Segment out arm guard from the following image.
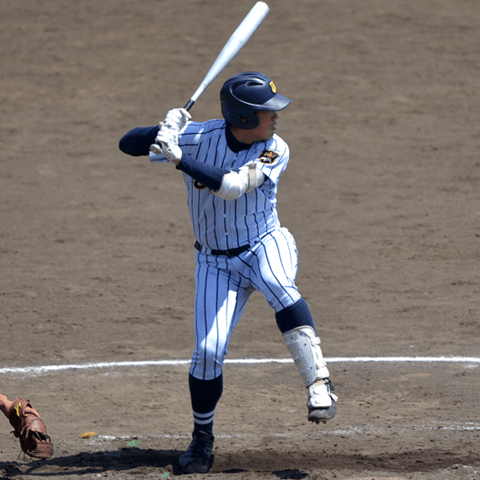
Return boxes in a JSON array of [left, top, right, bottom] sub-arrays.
[[215, 163, 266, 200]]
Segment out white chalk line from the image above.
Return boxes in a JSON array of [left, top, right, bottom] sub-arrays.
[[0, 356, 479, 376], [87, 421, 480, 444]]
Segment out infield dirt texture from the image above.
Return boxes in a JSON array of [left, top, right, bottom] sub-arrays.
[[1, 1, 479, 479]]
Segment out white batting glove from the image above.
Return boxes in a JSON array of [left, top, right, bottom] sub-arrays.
[[155, 127, 183, 163], [163, 108, 191, 131]]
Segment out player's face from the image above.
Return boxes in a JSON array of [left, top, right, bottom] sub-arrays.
[[250, 110, 279, 141], [230, 110, 280, 144]]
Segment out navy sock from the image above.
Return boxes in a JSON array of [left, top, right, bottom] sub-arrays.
[[189, 373, 223, 436], [275, 298, 316, 333]]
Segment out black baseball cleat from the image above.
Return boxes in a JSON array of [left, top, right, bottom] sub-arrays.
[[308, 402, 337, 424], [307, 378, 338, 424], [179, 430, 214, 474]]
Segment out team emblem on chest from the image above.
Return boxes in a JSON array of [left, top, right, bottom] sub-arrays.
[[259, 150, 279, 164]]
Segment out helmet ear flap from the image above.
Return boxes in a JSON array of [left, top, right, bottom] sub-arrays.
[[221, 100, 260, 130]]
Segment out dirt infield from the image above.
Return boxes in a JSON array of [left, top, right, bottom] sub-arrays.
[[1, 0, 479, 478]]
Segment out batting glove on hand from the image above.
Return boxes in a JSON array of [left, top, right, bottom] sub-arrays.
[[163, 108, 191, 131], [155, 126, 183, 163]]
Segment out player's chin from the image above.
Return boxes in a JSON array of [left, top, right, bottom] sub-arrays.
[[256, 129, 275, 142], [264, 130, 275, 140]]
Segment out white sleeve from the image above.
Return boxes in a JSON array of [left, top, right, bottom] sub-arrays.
[[215, 163, 266, 200]]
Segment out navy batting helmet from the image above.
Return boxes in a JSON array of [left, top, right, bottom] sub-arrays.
[[220, 72, 292, 129]]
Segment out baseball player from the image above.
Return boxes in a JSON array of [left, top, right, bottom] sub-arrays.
[[119, 72, 337, 474]]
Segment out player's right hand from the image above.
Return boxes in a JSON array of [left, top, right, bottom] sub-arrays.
[[163, 108, 191, 131]]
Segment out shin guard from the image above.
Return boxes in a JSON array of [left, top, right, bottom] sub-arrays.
[[283, 326, 337, 422], [283, 325, 330, 386]]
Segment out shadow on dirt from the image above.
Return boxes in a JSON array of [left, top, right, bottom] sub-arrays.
[[1, 448, 479, 478], [0, 447, 183, 477], [213, 449, 480, 477]]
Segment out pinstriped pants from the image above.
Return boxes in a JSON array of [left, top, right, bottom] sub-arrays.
[[190, 227, 301, 380]]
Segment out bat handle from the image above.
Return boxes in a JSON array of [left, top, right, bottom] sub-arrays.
[[184, 99, 195, 111], [149, 99, 196, 154]]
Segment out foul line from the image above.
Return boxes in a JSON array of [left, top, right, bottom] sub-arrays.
[[0, 356, 479, 377]]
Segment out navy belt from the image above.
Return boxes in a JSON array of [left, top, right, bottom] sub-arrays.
[[194, 241, 250, 258]]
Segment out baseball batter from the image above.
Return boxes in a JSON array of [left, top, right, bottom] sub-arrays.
[[119, 72, 337, 474]]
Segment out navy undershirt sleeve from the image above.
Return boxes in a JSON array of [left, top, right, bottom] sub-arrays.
[[120, 126, 228, 190], [176, 154, 228, 191], [119, 125, 160, 156]]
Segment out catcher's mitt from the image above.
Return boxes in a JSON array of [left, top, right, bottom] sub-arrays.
[[7, 398, 53, 459]]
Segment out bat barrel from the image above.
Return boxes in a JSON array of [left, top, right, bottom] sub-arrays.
[[189, 1, 269, 104]]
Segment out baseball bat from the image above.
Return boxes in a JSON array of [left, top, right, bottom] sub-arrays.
[[150, 1, 270, 154]]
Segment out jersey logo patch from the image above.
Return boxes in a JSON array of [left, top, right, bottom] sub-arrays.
[[194, 180, 207, 190], [259, 150, 279, 164]]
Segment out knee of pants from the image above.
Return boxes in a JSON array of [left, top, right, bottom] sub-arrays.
[[190, 343, 226, 380], [264, 286, 302, 313]]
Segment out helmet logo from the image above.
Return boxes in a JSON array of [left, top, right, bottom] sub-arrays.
[[269, 80, 277, 93]]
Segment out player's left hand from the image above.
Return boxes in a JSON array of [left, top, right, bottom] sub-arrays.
[[156, 127, 183, 163], [163, 108, 191, 131]]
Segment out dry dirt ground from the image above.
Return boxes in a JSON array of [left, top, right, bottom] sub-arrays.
[[1, 0, 479, 479]]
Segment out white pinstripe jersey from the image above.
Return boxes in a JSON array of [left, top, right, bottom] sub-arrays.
[[150, 119, 290, 251]]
